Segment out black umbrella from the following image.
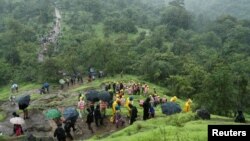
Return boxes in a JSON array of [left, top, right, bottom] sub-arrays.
[[16, 95, 30, 110], [98, 91, 111, 102], [196, 109, 210, 120], [161, 102, 181, 115], [16, 95, 30, 106], [85, 90, 99, 102], [63, 107, 79, 121]]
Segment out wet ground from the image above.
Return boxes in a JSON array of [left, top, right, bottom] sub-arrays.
[[0, 86, 128, 141]]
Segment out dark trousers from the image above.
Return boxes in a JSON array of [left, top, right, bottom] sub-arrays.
[[66, 132, 73, 140], [95, 117, 103, 127]]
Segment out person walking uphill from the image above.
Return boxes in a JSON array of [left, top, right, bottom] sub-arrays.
[[64, 120, 73, 140], [43, 82, 50, 93], [183, 98, 192, 112], [94, 104, 103, 127], [86, 108, 94, 133], [143, 97, 151, 120], [129, 104, 138, 125], [77, 97, 85, 118], [11, 83, 19, 93], [13, 124, 24, 136], [54, 123, 66, 141], [125, 96, 134, 118]]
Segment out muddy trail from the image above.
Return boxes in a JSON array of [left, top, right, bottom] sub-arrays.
[[0, 83, 129, 141], [38, 7, 61, 62]]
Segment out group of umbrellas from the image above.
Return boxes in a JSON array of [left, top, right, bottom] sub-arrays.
[[45, 107, 79, 121], [85, 90, 111, 102], [9, 91, 181, 126]]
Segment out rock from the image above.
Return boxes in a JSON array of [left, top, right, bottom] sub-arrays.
[[57, 94, 65, 99], [35, 124, 52, 132], [34, 136, 54, 141]]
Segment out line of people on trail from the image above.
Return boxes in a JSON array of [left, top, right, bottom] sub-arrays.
[[105, 81, 150, 96], [53, 94, 108, 141], [59, 72, 83, 90]]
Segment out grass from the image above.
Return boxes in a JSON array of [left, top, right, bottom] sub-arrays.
[[1, 75, 249, 141], [0, 111, 7, 122], [0, 135, 27, 141], [71, 75, 186, 116], [0, 83, 40, 101], [88, 112, 249, 141]]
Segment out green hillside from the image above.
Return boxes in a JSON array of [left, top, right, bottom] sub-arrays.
[[0, 0, 250, 140], [88, 113, 248, 141], [0, 75, 249, 141]]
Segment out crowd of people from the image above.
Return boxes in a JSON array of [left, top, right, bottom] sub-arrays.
[[8, 78, 195, 140]]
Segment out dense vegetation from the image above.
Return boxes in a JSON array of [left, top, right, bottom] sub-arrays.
[[0, 0, 249, 117]]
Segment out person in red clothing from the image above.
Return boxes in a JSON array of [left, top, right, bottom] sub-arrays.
[[13, 124, 24, 136]]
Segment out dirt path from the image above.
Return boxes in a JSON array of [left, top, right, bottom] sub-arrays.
[[0, 81, 129, 140], [38, 7, 61, 62]]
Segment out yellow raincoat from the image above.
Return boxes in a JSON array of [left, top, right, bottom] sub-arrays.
[[170, 96, 177, 102], [125, 97, 133, 117], [183, 99, 192, 112]]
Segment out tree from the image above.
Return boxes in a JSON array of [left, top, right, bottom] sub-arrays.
[[0, 59, 12, 85], [161, 2, 192, 32], [197, 64, 235, 116], [169, 0, 184, 8]]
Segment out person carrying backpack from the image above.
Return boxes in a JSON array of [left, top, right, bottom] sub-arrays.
[[54, 123, 66, 141]]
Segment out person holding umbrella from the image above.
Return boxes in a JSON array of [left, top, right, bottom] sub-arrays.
[[17, 95, 30, 119], [64, 120, 73, 140], [45, 108, 62, 125], [54, 123, 66, 141], [86, 108, 94, 133], [63, 107, 78, 137], [10, 117, 25, 136]]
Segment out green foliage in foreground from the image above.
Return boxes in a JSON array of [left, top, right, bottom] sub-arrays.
[[88, 113, 248, 141]]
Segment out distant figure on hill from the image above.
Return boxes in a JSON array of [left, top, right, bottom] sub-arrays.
[[9, 95, 16, 105], [143, 97, 151, 120], [11, 83, 18, 93], [235, 111, 246, 123], [170, 96, 177, 102], [183, 98, 192, 112], [43, 82, 50, 93]]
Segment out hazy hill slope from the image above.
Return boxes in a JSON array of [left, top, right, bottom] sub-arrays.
[[185, 0, 250, 19]]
